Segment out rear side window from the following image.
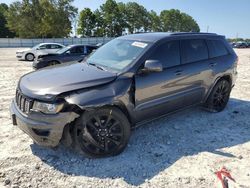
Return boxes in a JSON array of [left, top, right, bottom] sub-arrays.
[[149, 40, 180, 68], [207, 40, 228, 58], [181, 39, 208, 64]]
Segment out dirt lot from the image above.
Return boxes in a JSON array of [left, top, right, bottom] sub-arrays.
[[0, 48, 250, 188]]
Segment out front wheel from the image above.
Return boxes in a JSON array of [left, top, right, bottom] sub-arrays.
[[25, 53, 35, 61], [205, 79, 231, 112], [73, 107, 131, 158], [48, 61, 59, 66]]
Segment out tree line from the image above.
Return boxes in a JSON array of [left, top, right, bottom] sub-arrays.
[[0, 0, 200, 38], [228, 38, 250, 43], [0, 1, 77, 38], [77, 0, 200, 37]]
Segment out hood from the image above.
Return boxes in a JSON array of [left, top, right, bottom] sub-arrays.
[[19, 63, 117, 100], [16, 48, 31, 53], [38, 53, 59, 59]]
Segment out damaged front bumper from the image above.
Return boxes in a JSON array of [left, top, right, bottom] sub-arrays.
[[10, 100, 79, 147]]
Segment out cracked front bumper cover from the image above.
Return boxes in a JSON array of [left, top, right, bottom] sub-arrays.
[[10, 100, 79, 147]]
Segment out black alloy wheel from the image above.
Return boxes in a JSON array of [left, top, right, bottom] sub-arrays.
[[206, 79, 231, 112], [73, 107, 131, 158]]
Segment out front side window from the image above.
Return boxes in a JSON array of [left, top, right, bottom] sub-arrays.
[[148, 40, 180, 68], [45, 44, 51, 49], [207, 40, 228, 58], [70, 46, 84, 54], [87, 39, 149, 71], [181, 39, 208, 64], [38, 45, 47, 50], [57, 46, 71, 54]]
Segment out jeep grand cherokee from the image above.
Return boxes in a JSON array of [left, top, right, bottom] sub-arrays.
[[10, 32, 238, 158]]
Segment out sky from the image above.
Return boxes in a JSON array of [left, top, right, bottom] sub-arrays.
[[3, 0, 250, 38]]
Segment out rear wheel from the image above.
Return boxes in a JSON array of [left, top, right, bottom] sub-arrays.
[[205, 79, 231, 112], [25, 53, 35, 61], [73, 107, 131, 158]]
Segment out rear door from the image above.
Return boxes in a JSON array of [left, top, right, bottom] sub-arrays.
[[180, 39, 213, 103], [206, 39, 233, 91]]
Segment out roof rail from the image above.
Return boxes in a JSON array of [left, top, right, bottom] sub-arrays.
[[170, 32, 217, 36]]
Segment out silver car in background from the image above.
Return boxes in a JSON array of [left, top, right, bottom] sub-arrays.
[[16, 43, 65, 61]]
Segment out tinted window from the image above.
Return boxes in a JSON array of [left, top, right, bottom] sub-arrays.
[[207, 40, 228, 58], [86, 46, 97, 54], [149, 40, 180, 68], [46, 45, 51, 49], [39, 45, 47, 49], [76, 46, 85, 53], [70, 46, 84, 54], [181, 39, 208, 64], [51, 44, 62, 49]]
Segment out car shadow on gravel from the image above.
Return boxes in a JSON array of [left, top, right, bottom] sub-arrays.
[[30, 98, 250, 186]]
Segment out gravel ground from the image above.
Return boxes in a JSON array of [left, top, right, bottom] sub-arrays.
[[0, 48, 250, 188]]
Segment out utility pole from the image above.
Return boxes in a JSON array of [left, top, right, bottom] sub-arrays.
[[206, 25, 209, 33]]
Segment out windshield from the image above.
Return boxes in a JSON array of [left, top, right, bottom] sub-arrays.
[[56, 46, 71, 54], [87, 39, 149, 71], [32, 44, 40, 49]]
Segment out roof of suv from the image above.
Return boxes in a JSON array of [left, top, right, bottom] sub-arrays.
[[66, 44, 98, 48], [120, 32, 224, 43]]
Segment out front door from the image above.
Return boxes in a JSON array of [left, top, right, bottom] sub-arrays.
[[63, 46, 85, 63], [134, 39, 208, 122]]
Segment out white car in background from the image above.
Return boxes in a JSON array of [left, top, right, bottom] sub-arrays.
[[16, 43, 65, 61]]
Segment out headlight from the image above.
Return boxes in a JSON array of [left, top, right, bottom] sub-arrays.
[[32, 101, 64, 114]]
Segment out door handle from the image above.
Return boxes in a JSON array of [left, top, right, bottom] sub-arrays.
[[210, 63, 217, 67], [175, 70, 183, 76]]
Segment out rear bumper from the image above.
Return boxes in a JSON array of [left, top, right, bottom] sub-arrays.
[[10, 100, 79, 147]]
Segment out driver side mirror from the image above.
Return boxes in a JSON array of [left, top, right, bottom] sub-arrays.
[[142, 60, 163, 73], [66, 51, 71, 55]]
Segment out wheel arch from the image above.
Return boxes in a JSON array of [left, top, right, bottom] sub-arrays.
[[49, 59, 61, 64], [204, 74, 233, 103], [71, 102, 133, 125]]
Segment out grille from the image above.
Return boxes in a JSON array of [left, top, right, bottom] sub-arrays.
[[15, 90, 33, 113]]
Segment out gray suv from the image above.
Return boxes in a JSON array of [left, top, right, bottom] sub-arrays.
[[10, 32, 238, 158]]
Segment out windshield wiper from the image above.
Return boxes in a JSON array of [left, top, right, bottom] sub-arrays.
[[88, 62, 107, 71]]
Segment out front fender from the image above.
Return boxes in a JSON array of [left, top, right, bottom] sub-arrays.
[[64, 77, 135, 115]]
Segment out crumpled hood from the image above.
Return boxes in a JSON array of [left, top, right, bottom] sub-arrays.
[[19, 63, 117, 100]]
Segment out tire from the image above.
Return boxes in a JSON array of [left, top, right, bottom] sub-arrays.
[[25, 53, 35, 61], [205, 79, 231, 112], [48, 61, 59, 66], [72, 107, 131, 158]]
